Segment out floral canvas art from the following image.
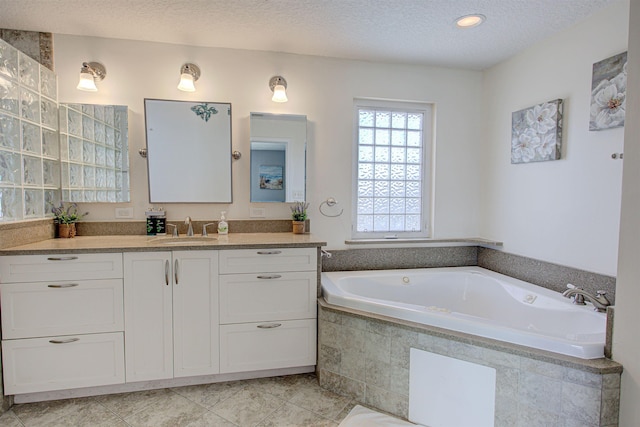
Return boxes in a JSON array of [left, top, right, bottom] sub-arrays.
[[590, 52, 627, 131], [511, 99, 563, 164]]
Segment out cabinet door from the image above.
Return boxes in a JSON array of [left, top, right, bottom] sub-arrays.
[[219, 319, 316, 374], [219, 248, 317, 274], [1, 279, 123, 339], [0, 253, 123, 283], [2, 332, 125, 395], [172, 250, 219, 377], [219, 271, 317, 324], [123, 252, 173, 382]]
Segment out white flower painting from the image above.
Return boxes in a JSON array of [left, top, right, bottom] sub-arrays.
[[590, 51, 627, 131], [511, 99, 563, 164]]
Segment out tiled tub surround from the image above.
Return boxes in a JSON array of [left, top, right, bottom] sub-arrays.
[[318, 302, 622, 427]]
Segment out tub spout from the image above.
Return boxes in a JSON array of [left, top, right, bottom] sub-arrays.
[[563, 285, 610, 312]]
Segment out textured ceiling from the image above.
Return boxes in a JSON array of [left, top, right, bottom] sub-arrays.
[[0, 0, 622, 70]]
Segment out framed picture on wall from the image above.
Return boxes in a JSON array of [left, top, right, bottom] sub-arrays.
[[511, 98, 563, 164], [259, 165, 284, 190], [590, 51, 627, 131]]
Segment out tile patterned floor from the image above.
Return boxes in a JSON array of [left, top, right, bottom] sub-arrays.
[[0, 374, 358, 427]]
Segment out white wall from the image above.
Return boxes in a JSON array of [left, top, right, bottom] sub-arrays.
[[480, 1, 629, 276], [54, 35, 483, 249], [614, 0, 640, 422]]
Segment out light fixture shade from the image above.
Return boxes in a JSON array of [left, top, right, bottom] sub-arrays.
[[269, 76, 288, 102], [177, 73, 196, 92], [177, 63, 201, 92], [272, 84, 288, 102], [455, 14, 486, 28], [77, 71, 98, 92]]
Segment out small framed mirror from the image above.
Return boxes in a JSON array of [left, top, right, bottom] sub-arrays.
[[250, 113, 306, 202], [144, 99, 232, 203]]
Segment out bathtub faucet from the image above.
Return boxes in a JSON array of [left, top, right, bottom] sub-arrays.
[[562, 284, 611, 312]]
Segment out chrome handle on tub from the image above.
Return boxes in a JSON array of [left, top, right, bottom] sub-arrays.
[[174, 259, 179, 285], [165, 260, 169, 286], [257, 323, 282, 329], [49, 338, 80, 344], [257, 274, 282, 280], [256, 250, 282, 255], [47, 283, 79, 288], [47, 256, 78, 261]]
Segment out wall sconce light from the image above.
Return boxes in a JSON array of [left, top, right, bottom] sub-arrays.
[[177, 63, 200, 92], [76, 62, 106, 92], [269, 76, 288, 102]]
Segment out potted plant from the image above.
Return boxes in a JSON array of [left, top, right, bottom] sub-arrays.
[[51, 202, 88, 238], [290, 201, 309, 234]]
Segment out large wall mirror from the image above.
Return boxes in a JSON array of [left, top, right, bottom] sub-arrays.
[[250, 113, 306, 202], [59, 103, 130, 203], [144, 99, 232, 203]]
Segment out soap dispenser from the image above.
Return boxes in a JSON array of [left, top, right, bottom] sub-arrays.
[[218, 211, 228, 235]]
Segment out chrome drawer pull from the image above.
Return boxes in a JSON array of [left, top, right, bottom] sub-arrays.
[[257, 274, 282, 279], [256, 250, 282, 255], [257, 323, 282, 329], [49, 338, 80, 344], [47, 256, 79, 261], [165, 260, 170, 286], [47, 283, 79, 288]]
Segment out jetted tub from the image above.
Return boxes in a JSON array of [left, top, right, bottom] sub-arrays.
[[321, 266, 606, 359]]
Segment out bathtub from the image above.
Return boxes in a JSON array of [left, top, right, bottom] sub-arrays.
[[321, 266, 606, 359]]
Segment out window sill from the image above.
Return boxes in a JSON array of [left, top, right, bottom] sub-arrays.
[[344, 237, 503, 247]]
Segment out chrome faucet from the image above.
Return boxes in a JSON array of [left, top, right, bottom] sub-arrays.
[[202, 223, 216, 236], [562, 284, 611, 312], [166, 223, 178, 237], [184, 216, 194, 236]]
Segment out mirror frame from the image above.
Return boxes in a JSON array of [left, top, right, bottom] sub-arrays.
[[250, 112, 307, 203], [144, 98, 233, 203]]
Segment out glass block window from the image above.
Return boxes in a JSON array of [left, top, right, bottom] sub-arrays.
[[0, 38, 60, 221], [353, 100, 432, 238]]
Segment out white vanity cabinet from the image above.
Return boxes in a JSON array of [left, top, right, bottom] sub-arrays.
[[218, 248, 317, 373], [0, 253, 125, 394], [123, 251, 219, 382], [0, 241, 321, 399]]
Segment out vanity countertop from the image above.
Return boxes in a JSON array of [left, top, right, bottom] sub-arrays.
[[0, 233, 326, 255]]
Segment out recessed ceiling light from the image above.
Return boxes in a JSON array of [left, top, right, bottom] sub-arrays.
[[455, 14, 486, 28]]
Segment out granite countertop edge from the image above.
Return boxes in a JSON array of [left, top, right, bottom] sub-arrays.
[[0, 233, 327, 255]]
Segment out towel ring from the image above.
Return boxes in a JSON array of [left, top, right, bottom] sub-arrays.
[[319, 197, 343, 217]]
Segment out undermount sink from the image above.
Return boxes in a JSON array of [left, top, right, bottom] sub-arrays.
[[150, 236, 217, 245]]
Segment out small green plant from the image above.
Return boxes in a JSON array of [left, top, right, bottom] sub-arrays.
[[290, 201, 309, 221], [51, 202, 88, 224]]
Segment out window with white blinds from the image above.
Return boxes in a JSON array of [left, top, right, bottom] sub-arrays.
[[353, 100, 432, 238]]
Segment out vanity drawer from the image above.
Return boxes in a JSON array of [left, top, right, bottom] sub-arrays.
[[219, 272, 316, 324], [0, 253, 123, 283], [219, 248, 317, 274], [2, 332, 125, 395], [1, 279, 124, 339], [219, 319, 316, 373]]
